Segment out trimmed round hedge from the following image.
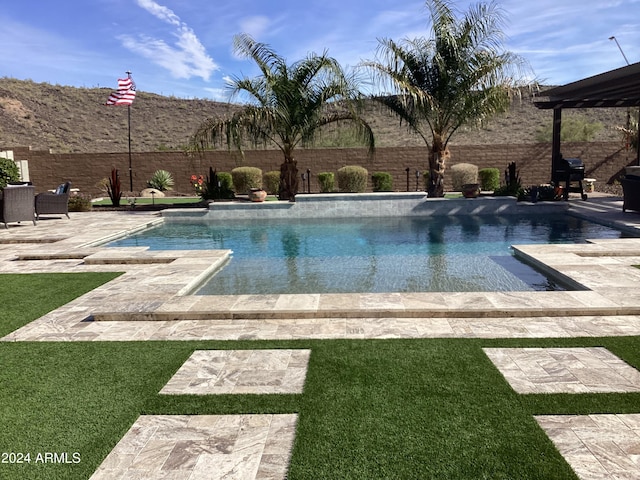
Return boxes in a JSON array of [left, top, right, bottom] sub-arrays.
[[337, 166, 368, 193]]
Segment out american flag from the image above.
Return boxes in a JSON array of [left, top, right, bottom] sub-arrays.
[[106, 75, 136, 106]]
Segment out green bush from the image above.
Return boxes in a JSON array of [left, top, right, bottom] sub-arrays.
[[493, 183, 523, 198], [450, 163, 478, 191], [202, 168, 234, 200], [147, 169, 174, 191], [535, 115, 603, 142], [217, 172, 234, 195], [371, 172, 393, 192], [67, 194, 92, 212], [231, 167, 262, 194], [263, 171, 280, 195], [317, 172, 335, 193], [478, 168, 500, 191], [337, 166, 368, 193], [0, 158, 20, 189]]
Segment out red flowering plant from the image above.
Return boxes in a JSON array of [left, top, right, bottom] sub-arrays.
[[190, 174, 204, 195]]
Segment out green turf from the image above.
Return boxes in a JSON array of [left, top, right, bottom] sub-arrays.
[[2, 274, 640, 479], [0, 272, 121, 337]]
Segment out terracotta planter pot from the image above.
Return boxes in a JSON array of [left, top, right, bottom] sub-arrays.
[[461, 183, 480, 198], [249, 188, 267, 202]]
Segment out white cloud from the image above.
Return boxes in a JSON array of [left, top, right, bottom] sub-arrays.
[[136, 0, 181, 26], [238, 16, 271, 39], [203, 87, 230, 102], [120, 0, 218, 80]]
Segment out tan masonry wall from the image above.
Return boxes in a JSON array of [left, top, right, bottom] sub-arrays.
[[3, 142, 634, 196]]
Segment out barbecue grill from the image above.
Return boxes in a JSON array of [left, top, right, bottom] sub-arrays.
[[553, 156, 587, 200]]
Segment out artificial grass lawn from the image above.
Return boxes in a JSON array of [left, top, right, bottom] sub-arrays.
[[2, 275, 640, 479], [0, 273, 121, 338]]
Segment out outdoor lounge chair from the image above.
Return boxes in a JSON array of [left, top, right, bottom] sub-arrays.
[[621, 175, 640, 213], [0, 184, 36, 228], [35, 182, 71, 220]]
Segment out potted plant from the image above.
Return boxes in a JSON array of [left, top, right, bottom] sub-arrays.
[[461, 183, 480, 198], [249, 188, 267, 202]]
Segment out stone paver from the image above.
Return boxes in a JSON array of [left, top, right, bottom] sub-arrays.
[[89, 414, 298, 480], [483, 347, 640, 394], [160, 349, 311, 395], [536, 414, 640, 480]]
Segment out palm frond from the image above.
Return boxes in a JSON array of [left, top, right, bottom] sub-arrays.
[[190, 33, 375, 199]]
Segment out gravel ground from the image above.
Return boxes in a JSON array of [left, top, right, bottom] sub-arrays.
[[595, 182, 622, 196]]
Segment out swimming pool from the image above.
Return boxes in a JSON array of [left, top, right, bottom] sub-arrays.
[[108, 214, 627, 295]]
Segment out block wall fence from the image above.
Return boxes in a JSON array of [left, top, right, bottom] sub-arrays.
[[2, 142, 634, 197]]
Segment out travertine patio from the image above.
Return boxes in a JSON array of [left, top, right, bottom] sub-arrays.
[[2, 194, 640, 479]]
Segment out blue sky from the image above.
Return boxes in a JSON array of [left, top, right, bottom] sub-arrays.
[[1, 0, 638, 101]]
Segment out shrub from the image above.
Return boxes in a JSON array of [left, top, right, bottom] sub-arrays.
[[107, 168, 122, 207], [371, 172, 393, 192], [147, 169, 174, 191], [95, 177, 110, 195], [231, 167, 262, 194], [190, 174, 205, 195], [0, 158, 20, 189], [478, 168, 500, 191], [537, 184, 559, 201], [450, 163, 478, 191], [67, 193, 92, 212], [263, 171, 280, 195], [337, 166, 368, 193], [494, 163, 522, 198], [317, 172, 335, 193], [535, 115, 603, 142], [202, 167, 234, 200]]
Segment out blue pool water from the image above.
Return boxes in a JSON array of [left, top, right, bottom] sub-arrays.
[[108, 215, 627, 294]]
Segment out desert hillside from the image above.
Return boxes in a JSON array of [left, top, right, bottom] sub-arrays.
[[0, 77, 627, 154]]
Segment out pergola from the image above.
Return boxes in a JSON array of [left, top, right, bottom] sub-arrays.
[[534, 61, 640, 179]]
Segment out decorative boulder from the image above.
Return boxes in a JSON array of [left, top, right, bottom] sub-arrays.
[[140, 188, 165, 198]]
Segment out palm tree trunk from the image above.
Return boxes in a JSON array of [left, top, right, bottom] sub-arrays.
[[428, 141, 449, 198], [279, 157, 299, 201]]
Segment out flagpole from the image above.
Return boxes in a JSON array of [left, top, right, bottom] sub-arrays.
[[126, 71, 133, 192], [105, 72, 136, 191]]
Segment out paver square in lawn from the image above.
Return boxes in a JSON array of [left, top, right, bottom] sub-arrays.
[[536, 414, 640, 480], [90, 414, 298, 480], [160, 349, 311, 395], [483, 347, 640, 394]]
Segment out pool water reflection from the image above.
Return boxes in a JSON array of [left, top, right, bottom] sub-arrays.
[[108, 214, 627, 294]]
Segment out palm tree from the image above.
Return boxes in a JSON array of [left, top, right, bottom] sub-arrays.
[[191, 34, 374, 201], [617, 109, 639, 153], [364, 0, 531, 197]]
